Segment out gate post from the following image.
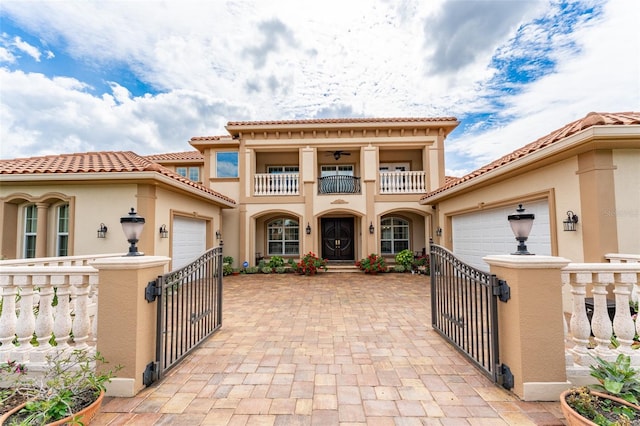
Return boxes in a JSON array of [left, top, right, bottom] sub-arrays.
[[484, 255, 571, 401], [91, 256, 170, 397]]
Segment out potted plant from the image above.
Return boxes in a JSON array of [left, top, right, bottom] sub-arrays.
[[296, 252, 328, 275], [355, 253, 387, 274], [560, 354, 640, 425], [0, 349, 121, 425]]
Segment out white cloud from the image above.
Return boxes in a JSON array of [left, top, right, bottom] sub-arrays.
[[12, 36, 42, 61]]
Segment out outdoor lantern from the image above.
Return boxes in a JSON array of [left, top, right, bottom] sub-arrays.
[[435, 227, 442, 237], [369, 222, 375, 234], [563, 211, 579, 231], [120, 207, 145, 256], [159, 224, 168, 238], [216, 229, 221, 239], [97, 223, 108, 238], [507, 204, 535, 255], [306, 223, 311, 235]]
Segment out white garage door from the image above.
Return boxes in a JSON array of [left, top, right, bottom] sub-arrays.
[[172, 216, 207, 269], [452, 200, 551, 272]]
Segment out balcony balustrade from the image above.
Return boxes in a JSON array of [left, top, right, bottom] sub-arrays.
[[318, 175, 361, 194], [254, 173, 299, 196], [379, 171, 426, 194]]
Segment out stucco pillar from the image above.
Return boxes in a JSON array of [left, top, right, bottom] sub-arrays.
[[35, 202, 48, 258], [92, 256, 170, 397], [483, 255, 571, 401]]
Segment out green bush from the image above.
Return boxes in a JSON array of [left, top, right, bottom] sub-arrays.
[[223, 263, 233, 276], [274, 266, 287, 274], [260, 266, 272, 274], [245, 266, 259, 274], [223, 256, 234, 265], [394, 249, 414, 270], [268, 256, 285, 268], [393, 265, 406, 273]]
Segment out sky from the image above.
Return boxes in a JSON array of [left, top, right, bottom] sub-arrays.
[[0, 0, 638, 177]]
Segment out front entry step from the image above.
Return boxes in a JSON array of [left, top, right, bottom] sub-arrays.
[[326, 264, 360, 273]]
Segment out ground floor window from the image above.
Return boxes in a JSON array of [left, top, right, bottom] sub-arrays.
[[24, 204, 37, 258], [267, 218, 299, 256], [380, 217, 409, 254], [56, 203, 69, 256]]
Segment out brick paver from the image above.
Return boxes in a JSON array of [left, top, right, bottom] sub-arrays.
[[95, 273, 566, 425]]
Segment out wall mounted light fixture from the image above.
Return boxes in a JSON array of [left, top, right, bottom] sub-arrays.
[[97, 223, 108, 238], [159, 224, 168, 238], [216, 230, 221, 240], [435, 227, 442, 237], [306, 223, 312, 235], [507, 204, 535, 255], [369, 222, 375, 234], [563, 211, 579, 232]]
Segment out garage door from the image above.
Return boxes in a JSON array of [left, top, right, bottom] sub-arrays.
[[172, 216, 207, 269], [452, 200, 551, 271]]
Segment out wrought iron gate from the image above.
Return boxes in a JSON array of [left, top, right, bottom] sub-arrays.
[[144, 246, 223, 385], [430, 243, 513, 389]]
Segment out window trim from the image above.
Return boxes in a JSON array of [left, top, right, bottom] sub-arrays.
[[266, 217, 300, 256], [23, 204, 37, 258], [56, 203, 70, 257], [216, 151, 239, 178], [380, 217, 410, 255]]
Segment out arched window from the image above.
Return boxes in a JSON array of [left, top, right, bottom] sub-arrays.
[[267, 218, 299, 256], [380, 217, 409, 254]]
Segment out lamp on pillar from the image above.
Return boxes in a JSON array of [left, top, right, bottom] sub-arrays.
[[435, 227, 442, 237], [306, 223, 312, 235], [120, 208, 145, 256], [369, 222, 375, 234], [507, 204, 535, 255], [97, 223, 108, 238]]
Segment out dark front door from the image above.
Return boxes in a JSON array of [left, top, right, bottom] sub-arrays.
[[321, 217, 354, 261]]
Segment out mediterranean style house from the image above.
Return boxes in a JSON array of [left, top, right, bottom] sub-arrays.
[[1, 112, 638, 270]]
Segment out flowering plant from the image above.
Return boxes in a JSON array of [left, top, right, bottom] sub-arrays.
[[297, 252, 328, 275], [355, 253, 387, 273]]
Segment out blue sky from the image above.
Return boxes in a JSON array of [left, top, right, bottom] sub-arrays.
[[1, 0, 638, 177]]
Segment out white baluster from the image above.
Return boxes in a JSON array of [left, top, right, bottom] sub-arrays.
[[612, 273, 635, 354], [33, 275, 54, 363], [53, 276, 72, 350], [592, 272, 614, 357], [70, 274, 91, 349], [0, 276, 18, 359], [569, 272, 592, 358], [15, 275, 36, 362]]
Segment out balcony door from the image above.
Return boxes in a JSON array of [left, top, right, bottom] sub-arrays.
[[321, 217, 354, 261]]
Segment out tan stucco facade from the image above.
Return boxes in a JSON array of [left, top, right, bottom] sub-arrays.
[[423, 127, 640, 264], [190, 118, 458, 267]]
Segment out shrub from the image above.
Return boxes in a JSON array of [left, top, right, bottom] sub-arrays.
[[222, 263, 233, 276], [268, 256, 285, 269], [392, 265, 406, 273], [223, 256, 234, 265], [297, 252, 328, 275], [245, 266, 260, 274], [394, 249, 414, 270], [275, 266, 287, 274], [261, 266, 272, 274], [355, 254, 386, 273]]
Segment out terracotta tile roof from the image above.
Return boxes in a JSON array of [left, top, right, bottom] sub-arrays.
[[227, 117, 458, 126], [423, 111, 640, 201], [144, 151, 204, 162], [0, 151, 235, 205], [189, 135, 235, 142]]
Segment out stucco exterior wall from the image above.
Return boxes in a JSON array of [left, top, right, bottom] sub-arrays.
[[613, 149, 640, 254], [435, 157, 584, 261]]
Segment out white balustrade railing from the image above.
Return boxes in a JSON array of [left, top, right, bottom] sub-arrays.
[[0, 253, 120, 267], [606, 253, 640, 263], [254, 173, 299, 196], [0, 265, 99, 370], [379, 171, 426, 194], [563, 262, 640, 369]]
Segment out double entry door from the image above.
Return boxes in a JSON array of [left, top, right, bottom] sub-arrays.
[[321, 217, 354, 261]]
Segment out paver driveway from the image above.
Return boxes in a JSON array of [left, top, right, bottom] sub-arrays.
[[95, 272, 565, 425]]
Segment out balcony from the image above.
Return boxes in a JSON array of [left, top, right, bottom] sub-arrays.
[[318, 175, 361, 194], [379, 171, 426, 194], [254, 173, 299, 196]]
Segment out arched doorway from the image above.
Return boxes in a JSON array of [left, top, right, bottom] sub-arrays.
[[321, 216, 354, 261]]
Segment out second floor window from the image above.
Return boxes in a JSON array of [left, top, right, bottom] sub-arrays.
[[176, 166, 200, 182], [267, 218, 299, 256], [57, 204, 69, 257], [267, 166, 299, 174], [380, 217, 409, 254], [24, 204, 37, 258], [217, 152, 238, 178]]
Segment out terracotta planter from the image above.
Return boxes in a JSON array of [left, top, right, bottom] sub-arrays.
[[560, 389, 640, 425], [1, 390, 104, 425]]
